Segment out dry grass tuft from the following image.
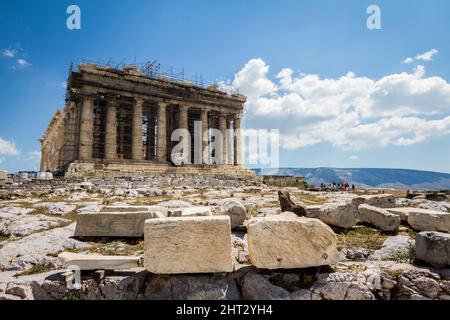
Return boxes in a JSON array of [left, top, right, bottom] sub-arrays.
[[337, 226, 388, 251], [18, 263, 54, 276], [293, 193, 327, 205], [29, 206, 50, 216]]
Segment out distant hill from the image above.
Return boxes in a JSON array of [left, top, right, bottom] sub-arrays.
[[254, 167, 450, 191]]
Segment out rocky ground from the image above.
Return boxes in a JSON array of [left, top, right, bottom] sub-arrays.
[[0, 175, 449, 300]]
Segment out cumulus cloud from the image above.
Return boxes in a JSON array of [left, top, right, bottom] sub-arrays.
[[349, 155, 359, 161], [0, 138, 20, 156], [402, 57, 413, 64], [15, 59, 31, 68], [2, 49, 16, 58], [231, 59, 450, 151], [416, 48, 438, 61], [233, 59, 276, 100]]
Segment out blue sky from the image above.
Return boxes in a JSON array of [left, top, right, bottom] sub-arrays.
[[0, 0, 449, 173]]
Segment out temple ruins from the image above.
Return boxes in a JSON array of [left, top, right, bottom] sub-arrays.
[[40, 62, 255, 178]]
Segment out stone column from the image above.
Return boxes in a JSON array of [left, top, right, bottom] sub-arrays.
[[132, 98, 144, 160], [104, 99, 117, 160], [69, 106, 78, 161], [62, 103, 74, 162], [40, 148, 46, 172], [200, 109, 208, 164], [219, 115, 227, 165], [179, 104, 188, 130], [227, 119, 234, 165], [233, 115, 242, 166], [177, 104, 189, 164], [79, 96, 94, 160], [157, 102, 167, 163]]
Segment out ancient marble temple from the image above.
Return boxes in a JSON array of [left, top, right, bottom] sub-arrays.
[[40, 63, 255, 178]]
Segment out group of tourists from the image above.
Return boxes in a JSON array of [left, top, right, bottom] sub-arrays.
[[319, 181, 355, 191]]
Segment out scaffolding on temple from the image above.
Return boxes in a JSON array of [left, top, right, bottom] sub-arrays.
[[78, 58, 239, 93], [47, 59, 244, 174]]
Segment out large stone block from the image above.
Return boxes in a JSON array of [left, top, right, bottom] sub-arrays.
[[318, 202, 359, 229], [144, 216, 233, 274], [217, 199, 247, 229], [352, 194, 396, 208], [358, 204, 401, 232], [407, 209, 450, 233], [75, 207, 166, 237], [306, 205, 323, 218], [386, 208, 411, 222], [416, 231, 450, 267], [247, 212, 340, 269]]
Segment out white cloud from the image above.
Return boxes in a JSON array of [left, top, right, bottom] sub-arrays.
[[2, 49, 16, 58], [230, 59, 450, 151], [15, 59, 31, 68], [233, 59, 276, 100], [217, 80, 235, 94], [402, 49, 438, 65], [27, 150, 41, 161], [402, 57, 413, 64], [2, 44, 31, 69], [349, 155, 358, 161], [0, 138, 20, 156], [416, 48, 438, 61]]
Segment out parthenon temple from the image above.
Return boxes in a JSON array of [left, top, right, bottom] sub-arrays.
[[40, 63, 255, 178]]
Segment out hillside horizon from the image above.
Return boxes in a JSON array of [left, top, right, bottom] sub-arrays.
[[254, 167, 450, 191]]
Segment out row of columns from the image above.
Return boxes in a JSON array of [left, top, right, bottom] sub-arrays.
[[78, 95, 242, 165]]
